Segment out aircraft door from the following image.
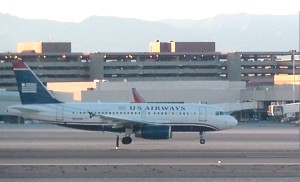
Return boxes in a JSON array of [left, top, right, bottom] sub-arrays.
[[199, 106, 207, 121], [141, 110, 146, 119], [56, 106, 64, 121]]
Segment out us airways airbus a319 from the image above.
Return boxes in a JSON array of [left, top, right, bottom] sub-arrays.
[[7, 60, 237, 145]]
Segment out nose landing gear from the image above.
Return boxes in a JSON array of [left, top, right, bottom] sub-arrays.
[[199, 131, 206, 144]]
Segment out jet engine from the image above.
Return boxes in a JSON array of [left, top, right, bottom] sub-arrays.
[[135, 125, 172, 140]]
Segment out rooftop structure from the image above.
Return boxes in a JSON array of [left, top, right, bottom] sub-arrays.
[[17, 42, 71, 53], [149, 41, 215, 53]]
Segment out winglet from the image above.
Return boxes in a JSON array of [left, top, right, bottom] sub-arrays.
[[132, 87, 145, 103], [12, 60, 62, 104]]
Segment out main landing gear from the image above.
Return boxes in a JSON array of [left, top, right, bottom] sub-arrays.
[[199, 131, 206, 144], [115, 135, 132, 149], [115, 128, 133, 149], [121, 136, 132, 144], [116, 128, 133, 149]]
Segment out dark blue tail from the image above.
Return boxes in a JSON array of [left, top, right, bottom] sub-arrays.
[[12, 60, 62, 104]]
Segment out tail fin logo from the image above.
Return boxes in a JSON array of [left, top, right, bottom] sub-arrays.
[[21, 83, 37, 93]]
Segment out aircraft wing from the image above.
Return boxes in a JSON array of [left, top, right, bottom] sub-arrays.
[[90, 113, 158, 127]]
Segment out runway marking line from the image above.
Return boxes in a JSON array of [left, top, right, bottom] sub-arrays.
[[0, 163, 298, 166]]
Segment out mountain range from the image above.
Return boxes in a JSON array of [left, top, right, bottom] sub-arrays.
[[0, 13, 299, 52]]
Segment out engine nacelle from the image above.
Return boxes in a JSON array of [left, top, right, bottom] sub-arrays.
[[135, 125, 172, 140]]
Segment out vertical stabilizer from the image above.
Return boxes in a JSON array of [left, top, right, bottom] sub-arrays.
[[12, 60, 62, 104], [132, 87, 145, 103]]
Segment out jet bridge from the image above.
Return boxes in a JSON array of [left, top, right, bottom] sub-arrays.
[[214, 101, 259, 122], [214, 101, 257, 113]]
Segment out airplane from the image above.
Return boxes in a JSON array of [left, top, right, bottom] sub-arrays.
[[7, 60, 238, 145]]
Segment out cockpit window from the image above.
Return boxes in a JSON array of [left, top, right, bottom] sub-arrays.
[[215, 111, 226, 115]]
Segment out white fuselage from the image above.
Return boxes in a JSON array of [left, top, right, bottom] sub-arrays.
[[8, 102, 237, 132]]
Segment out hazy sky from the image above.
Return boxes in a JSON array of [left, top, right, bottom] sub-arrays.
[[0, 0, 299, 22]]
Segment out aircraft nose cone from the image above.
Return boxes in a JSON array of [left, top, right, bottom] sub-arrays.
[[230, 116, 238, 127], [223, 116, 238, 129]]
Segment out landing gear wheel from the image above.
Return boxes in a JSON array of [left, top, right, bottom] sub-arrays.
[[199, 131, 206, 144], [121, 136, 132, 145], [200, 139, 206, 144]]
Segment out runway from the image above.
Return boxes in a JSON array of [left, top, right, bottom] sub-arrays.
[[0, 122, 299, 180]]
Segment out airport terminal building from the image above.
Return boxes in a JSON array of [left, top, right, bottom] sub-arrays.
[[0, 41, 299, 122]]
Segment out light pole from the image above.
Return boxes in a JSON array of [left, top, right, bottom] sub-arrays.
[[293, 51, 295, 103], [290, 50, 296, 103]]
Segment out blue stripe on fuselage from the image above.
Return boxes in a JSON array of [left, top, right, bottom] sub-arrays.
[[56, 123, 218, 132]]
